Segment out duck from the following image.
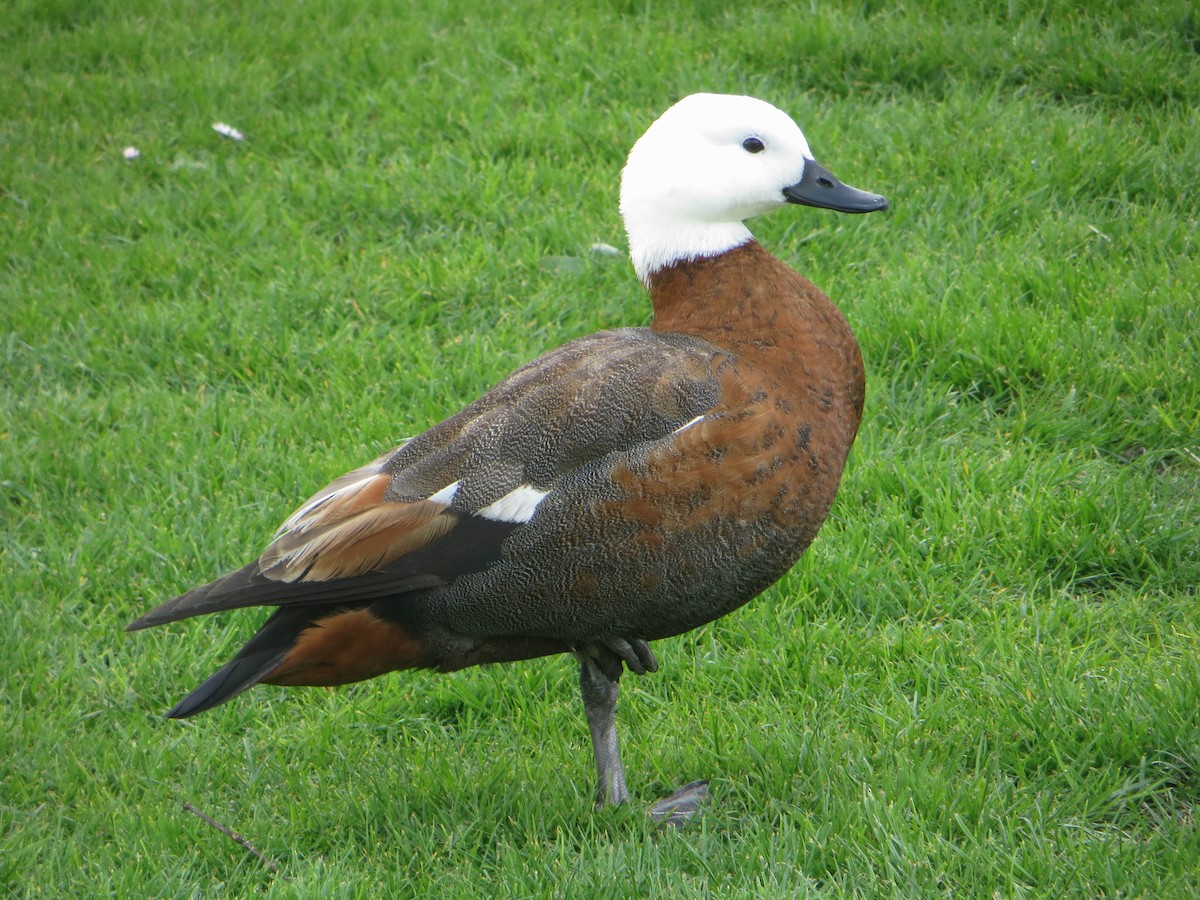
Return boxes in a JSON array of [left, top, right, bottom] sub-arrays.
[[128, 92, 887, 823]]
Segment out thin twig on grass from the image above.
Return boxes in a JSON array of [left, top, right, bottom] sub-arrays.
[[183, 802, 281, 875]]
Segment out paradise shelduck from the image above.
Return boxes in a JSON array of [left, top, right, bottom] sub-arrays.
[[129, 93, 887, 822]]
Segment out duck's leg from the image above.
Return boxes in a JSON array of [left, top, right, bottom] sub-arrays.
[[577, 652, 631, 807], [575, 640, 710, 825]]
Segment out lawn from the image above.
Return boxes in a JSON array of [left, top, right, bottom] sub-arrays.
[[3, 0, 1199, 895]]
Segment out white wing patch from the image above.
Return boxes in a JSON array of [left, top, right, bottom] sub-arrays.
[[426, 481, 460, 505], [672, 414, 707, 436], [475, 484, 550, 523]]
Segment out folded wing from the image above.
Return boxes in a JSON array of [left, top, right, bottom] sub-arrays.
[[127, 328, 723, 633]]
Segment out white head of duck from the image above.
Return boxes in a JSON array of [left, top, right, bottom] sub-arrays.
[[619, 93, 888, 284]]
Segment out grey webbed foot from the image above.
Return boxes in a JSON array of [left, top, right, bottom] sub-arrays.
[[649, 779, 710, 828], [599, 637, 658, 676]]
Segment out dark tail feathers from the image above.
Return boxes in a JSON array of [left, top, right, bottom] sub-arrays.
[[166, 648, 288, 718], [164, 607, 318, 717]]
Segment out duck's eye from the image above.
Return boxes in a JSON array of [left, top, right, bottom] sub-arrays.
[[742, 137, 765, 154]]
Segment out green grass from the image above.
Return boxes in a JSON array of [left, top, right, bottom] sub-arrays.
[[3, 0, 1199, 895]]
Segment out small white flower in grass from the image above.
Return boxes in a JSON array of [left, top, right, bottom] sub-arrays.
[[589, 242, 622, 258], [122, 146, 141, 160], [212, 122, 245, 141]]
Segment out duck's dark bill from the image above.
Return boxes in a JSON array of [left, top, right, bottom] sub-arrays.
[[782, 159, 888, 214]]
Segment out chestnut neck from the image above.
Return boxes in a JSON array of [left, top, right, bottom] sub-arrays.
[[646, 241, 825, 349]]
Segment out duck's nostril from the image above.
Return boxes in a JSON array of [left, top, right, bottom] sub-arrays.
[[817, 177, 835, 189]]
